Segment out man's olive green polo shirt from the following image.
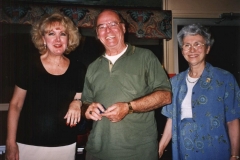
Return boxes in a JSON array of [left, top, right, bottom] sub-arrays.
[[82, 44, 171, 160]]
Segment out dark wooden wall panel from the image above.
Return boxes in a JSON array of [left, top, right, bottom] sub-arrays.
[[0, 111, 7, 145]]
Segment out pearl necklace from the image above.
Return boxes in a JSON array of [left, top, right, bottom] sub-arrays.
[[186, 75, 199, 83]]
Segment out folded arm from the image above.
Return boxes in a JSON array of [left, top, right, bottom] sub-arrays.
[[101, 90, 172, 122], [130, 90, 172, 112]]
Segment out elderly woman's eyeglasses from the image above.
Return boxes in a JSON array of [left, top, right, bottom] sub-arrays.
[[97, 22, 122, 30], [182, 42, 205, 51]]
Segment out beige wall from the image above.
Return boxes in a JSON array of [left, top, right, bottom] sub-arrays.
[[162, 0, 240, 74]]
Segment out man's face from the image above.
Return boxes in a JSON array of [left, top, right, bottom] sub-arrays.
[[96, 10, 126, 50]]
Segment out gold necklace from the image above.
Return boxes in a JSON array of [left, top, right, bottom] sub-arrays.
[[55, 56, 62, 67]]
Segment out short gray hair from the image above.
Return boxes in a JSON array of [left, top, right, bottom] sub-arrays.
[[177, 23, 214, 48]]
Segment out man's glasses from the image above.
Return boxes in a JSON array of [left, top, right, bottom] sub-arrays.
[[182, 42, 205, 51], [97, 22, 122, 31]]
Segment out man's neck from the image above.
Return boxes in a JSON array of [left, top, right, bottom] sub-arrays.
[[105, 44, 127, 56]]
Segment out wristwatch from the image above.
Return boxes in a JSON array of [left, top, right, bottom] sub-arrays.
[[127, 102, 134, 114]]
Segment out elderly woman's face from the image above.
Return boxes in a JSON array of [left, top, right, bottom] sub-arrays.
[[42, 22, 68, 56], [182, 34, 210, 66]]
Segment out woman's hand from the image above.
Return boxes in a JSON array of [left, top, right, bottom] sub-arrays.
[[5, 141, 19, 160], [64, 100, 81, 127], [158, 146, 164, 159], [230, 156, 240, 160], [158, 118, 172, 159]]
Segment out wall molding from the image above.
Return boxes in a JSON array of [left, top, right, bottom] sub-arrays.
[[0, 104, 8, 111], [0, 3, 172, 39]]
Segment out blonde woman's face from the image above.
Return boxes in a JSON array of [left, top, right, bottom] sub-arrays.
[[42, 23, 68, 56]]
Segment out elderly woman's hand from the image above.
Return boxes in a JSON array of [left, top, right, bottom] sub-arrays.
[[158, 147, 164, 159], [64, 100, 81, 127]]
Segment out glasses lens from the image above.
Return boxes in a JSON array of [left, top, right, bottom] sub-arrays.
[[97, 22, 121, 31], [193, 42, 204, 50], [182, 44, 190, 51], [110, 22, 118, 27], [182, 42, 204, 51], [97, 24, 106, 30]]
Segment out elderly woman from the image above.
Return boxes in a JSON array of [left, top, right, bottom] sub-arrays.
[[159, 24, 240, 160], [6, 13, 85, 160]]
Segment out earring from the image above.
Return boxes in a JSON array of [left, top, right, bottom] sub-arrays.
[[44, 43, 46, 49]]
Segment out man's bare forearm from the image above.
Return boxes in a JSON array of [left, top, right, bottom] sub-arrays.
[[130, 90, 172, 113]]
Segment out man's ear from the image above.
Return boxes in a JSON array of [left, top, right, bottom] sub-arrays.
[[122, 24, 126, 34], [95, 29, 99, 39]]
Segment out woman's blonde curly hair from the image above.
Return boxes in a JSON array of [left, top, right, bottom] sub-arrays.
[[31, 12, 80, 55]]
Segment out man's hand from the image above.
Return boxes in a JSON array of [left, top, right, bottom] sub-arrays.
[[85, 102, 105, 121], [101, 102, 129, 122]]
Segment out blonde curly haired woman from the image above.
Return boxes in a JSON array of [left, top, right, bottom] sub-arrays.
[[6, 12, 85, 160]]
